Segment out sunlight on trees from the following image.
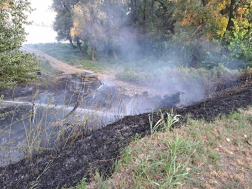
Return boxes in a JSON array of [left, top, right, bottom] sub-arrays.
[[51, 0, 252, 68], [71, 0, 107, 60]]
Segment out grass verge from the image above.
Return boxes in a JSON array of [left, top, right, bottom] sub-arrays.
[[74, 107, 252, 189], [24, 43, 115, 73]]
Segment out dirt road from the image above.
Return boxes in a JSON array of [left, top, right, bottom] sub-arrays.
[[21, 46, 83, 74], [21, 46, 159, 96]]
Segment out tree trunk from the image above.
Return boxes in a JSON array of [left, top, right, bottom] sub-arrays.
[[90, 14, 96, 60], [92, 46, 95, 61], [131, 0, 137, 26], [104, 43, 109, 57], [77, 37, 84, 55], [143, 0, 146, 57], [224, 0, 237, 35], [112, 49, 118, 60], [134, 0, 137, 25], [201, 0, 209, 24], [105, 48, 108, 57], [151, 0, 154, 15], [201, 0, 208, 7], [69, 37, 76, 49]]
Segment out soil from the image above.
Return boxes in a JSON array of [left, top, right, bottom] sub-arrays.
[[0, 86, 251, 188], [21, 46, 84, 75]]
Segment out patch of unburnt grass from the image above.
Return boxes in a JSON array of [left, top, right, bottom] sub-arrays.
[[77, 107, 252, 189]]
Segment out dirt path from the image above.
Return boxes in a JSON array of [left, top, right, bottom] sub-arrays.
[[22, 46, 83, 74], [22, 46, 160, 96]]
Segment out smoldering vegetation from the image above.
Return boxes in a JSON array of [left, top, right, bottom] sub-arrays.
[[1, 0, 252, 188], [1, 81, 252, 189], [49, 0, 252, 107], [0, 58, 251, 188], [0, 77, 123, 166], [0, 73, 173, 167], [0, 62, 242, 168]]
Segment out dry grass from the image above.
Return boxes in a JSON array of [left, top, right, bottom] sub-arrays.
[[78, 107, 252, 189], [177, 111, 252, 189], [0, 81, 128, 167]]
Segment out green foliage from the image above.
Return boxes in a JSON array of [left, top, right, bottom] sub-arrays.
[[51, 0, 252, 69], [75, 178, 87, 189], [115, 68, 150, 84], [51, 0, 79, 43], [87, 45, 97, 60], [149, 110, 180, 134], [224, 18, 252, 67], [116, 64, 238, 88], [0, 0, 39, 89], [117, 133, 199, 188]]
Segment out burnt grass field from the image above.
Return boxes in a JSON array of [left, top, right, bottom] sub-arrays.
[[0, 82, 252, 188]]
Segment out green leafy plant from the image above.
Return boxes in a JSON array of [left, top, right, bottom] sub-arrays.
[[149, 110, 180, 134], [0, 0, 40, 89], [75, 178, 88, 189]]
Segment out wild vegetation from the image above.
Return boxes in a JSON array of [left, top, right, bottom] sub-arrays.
[[0, 0, 40, 89], [75, 108, 252, 189], [0, 0, 252, 188], [51, 0, 252, 69], [48, 0, 252, 91], [24, 43, 113, 73], [1, 85, 252, 188], [1, 0, 252, 89]]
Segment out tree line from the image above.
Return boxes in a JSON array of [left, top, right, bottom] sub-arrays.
[[0, 0, 251, 89], [52, 0, 252, 68]]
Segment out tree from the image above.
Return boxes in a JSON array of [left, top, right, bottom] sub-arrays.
[[51, 0, 252, 67], [223, 1, 252, 67], [52, 0, 80, 50], [71, 0, 107, 60], [102, 0, 127, 60], [0, 0, 39, 89]]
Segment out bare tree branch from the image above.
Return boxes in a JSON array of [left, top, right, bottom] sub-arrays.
[[61, 0, 71, 13], [63, 81, 104, 120]]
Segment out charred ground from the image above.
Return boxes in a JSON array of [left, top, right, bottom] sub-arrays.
[[0, 80, 252, 188]]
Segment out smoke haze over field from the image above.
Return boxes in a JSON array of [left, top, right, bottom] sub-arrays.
[[1, 0, 250, 174], [22, 0, 244, 106]]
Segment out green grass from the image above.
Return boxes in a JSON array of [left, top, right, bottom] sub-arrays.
[[24, 43, 251, 93], [115, 65, 239, 85], [39, 59, 57, 74], [24, 43, 119, 73], [74, 107, 252, 189]]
